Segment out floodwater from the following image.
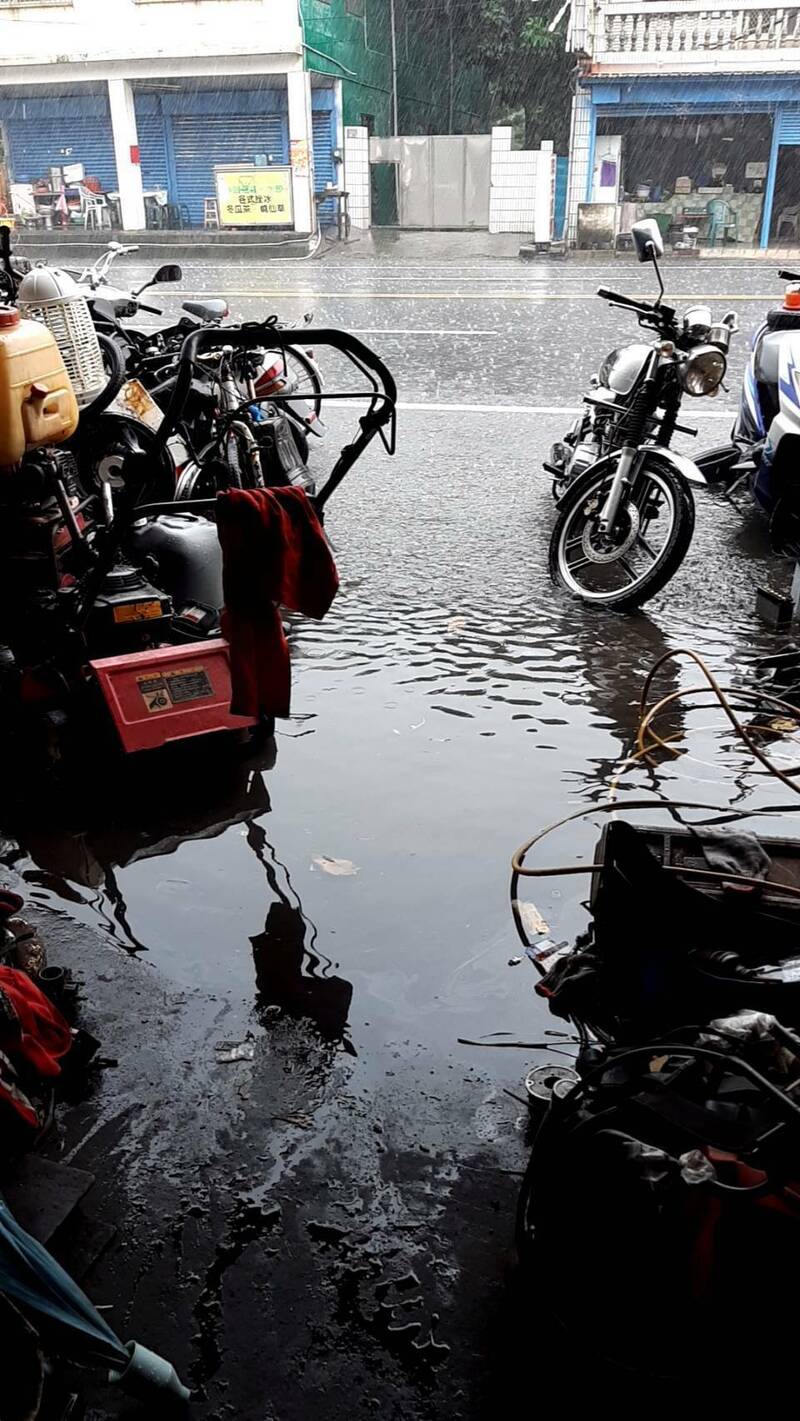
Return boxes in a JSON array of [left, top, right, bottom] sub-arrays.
[[2, 242, 789, 1080], [1, 244, 795, 1079], [5, 239, 800, 1417]]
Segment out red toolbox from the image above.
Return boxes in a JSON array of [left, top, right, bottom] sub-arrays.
[[90, 640, 256, 753]]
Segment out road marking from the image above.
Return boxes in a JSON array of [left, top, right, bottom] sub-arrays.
[[348, 328, 498, 336], [352, 400, 736, 418], [174, 289, 779, 302]]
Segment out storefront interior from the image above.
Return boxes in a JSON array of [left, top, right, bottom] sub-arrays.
[[596, 111, 773, 246]]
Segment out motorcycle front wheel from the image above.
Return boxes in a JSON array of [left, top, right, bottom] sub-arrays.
[[548, 461, 695, 611]]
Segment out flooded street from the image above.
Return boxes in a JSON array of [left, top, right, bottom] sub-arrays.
[[3, 237, 795, 1417]]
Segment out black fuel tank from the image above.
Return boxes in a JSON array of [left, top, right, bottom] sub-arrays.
[[129, 513, 223, 611]]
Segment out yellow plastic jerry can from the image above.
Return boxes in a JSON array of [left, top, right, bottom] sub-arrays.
[[0, 307, 79, 465]]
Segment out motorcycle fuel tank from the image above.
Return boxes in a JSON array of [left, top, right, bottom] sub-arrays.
[[598, 343, 652, 396]]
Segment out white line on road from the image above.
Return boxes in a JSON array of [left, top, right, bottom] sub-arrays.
[[354, 400, 736, 418], [174, 289, 778, 303], [348, 328, 498, 336]]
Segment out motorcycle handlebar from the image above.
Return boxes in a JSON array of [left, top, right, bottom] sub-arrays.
[[778, 269, 800, 282], [596, 287, 654, 313]]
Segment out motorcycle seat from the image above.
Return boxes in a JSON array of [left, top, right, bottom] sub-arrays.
[[182, 299, 228, 323], [766, 308, 800, 333]]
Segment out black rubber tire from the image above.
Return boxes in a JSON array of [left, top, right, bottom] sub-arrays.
[[80, 331, 127, 422], [225, 431, 245, 489], [548, 459, 695, 612]]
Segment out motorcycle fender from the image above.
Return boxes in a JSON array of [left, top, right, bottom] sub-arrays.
[[639, 444, 707, 487], [766, 407, 800, 450]]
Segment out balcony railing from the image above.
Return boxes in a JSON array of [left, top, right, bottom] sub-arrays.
[[588, 0, 800, 68]]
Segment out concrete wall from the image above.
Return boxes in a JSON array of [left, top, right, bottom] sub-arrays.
[[489, 126, 555, 240], [0, 0, 302, 78]]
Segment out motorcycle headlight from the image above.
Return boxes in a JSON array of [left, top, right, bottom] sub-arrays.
[[680, 344, 727, 396]]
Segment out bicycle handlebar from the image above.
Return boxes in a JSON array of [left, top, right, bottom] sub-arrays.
[[152, 322, 398, 510]]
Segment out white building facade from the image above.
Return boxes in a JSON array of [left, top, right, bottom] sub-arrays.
[[566, 0, 800, 248], [0, 0, 330, 232]]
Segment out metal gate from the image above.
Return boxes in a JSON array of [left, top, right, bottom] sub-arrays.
[[171, 113, 288, 227], [368, 134, 491, 229]]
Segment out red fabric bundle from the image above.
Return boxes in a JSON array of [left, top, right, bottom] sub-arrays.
[[0, 967, 73, 1127], [217, 486, 339, 719], [0, 968, 72, 1078]]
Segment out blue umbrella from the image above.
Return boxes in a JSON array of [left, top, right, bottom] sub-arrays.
[[0, 1194, 190, 1402]]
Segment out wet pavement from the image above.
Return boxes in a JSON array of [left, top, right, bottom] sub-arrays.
[[2, 235, 797, 1416]]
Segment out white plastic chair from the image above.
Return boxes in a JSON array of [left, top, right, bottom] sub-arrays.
[[77, 186, 110, 230], [777, 205, 800, 242]]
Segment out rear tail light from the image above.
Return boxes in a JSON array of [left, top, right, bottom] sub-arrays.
[[254, 359, 286, 398]]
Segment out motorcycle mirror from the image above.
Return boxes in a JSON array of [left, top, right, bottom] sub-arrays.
[[154, 264, 182, 284], [631, 219, 664, 264]]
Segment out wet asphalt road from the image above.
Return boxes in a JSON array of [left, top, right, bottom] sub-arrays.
[[2, 236, 797, 1417]]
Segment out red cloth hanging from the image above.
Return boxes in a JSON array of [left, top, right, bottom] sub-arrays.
[[217, 487, 339, 719]]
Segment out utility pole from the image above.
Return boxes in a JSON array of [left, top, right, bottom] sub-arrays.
[[389, 0, 399, 136], [447, 0, 454, 134]]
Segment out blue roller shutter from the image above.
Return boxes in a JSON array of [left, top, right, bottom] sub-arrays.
[[312, 109, 336, 225], [172, 113, 288, 226], [777, 108, 800, 144], [1, 97, 116, 190], [135, 109, 170, 196], [554, 155, 568, 240]]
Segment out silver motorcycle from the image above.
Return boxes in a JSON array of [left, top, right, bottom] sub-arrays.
[[547, 219, 737, 611]]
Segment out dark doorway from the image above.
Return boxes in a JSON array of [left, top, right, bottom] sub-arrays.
[[772, 146, 800, 241], [370, 161, 398, 226]]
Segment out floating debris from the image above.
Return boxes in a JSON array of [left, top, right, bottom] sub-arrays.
[[311, 856, 359, 877]]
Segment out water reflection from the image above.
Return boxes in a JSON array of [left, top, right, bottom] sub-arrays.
[[246, 821, 354, 1051], [6, 754, 273, 955]]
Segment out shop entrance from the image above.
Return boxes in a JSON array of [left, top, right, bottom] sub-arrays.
[[771, 146, 800, 243], [596, 111, 771, 246]]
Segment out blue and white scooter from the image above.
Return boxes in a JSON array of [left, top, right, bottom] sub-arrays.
[[700, 270, 800, 551]]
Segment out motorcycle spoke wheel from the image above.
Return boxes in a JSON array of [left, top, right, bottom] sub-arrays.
[[270, 347, 322, 419], [549, 464, 695, 611]]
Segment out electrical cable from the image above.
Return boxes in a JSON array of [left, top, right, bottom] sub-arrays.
[[510, 646, 800, 952]]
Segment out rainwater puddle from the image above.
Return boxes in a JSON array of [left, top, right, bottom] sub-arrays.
[[0, 353, 785, 1086]]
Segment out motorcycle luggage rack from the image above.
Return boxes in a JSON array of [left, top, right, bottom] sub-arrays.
[[151, 324, 397, 512]]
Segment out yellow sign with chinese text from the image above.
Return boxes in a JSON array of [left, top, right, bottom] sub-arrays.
[[214, 166, 294, 228]]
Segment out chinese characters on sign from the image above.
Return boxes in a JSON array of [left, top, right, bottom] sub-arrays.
[[214, 166, 295, 228]]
